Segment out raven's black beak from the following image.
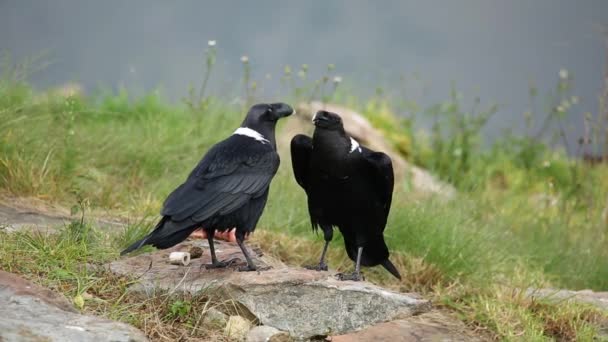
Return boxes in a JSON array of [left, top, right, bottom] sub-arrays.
[[271, 103, 294, 118], [312, 110, 330, 125]]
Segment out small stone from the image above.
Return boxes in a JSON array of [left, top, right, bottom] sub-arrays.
[[203, 307, 228, 328], [247, 326, 291, 342], [169, 251, 191, 266], [189, 246, 204, 259], [225, 315, 252, 340], [268, 334, 292, 342]]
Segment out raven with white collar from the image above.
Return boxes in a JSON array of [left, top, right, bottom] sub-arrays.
[[121, 103, 293, 271], [290, 110, 401, 280]]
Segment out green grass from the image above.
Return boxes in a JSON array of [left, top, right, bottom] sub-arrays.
[[1, 65, 608, 340], [0, 221, 246, 341]]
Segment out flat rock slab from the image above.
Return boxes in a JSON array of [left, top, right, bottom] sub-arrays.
[[0, 201, 125, 234], [0, 270, 148, 342], [110, 240, 431, 339], [0, 203, 69, 233], [330, 318, 483, 342], [526, 288, 608, 311]]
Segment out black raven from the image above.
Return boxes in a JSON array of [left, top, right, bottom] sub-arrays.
[[121, 103, 293, 271], [290, 110, 401, 280]]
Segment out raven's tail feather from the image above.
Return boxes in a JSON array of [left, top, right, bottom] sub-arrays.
[[120, 236, 150, 256], [120, 217, 198, 256], [381, 259, 402, 280]]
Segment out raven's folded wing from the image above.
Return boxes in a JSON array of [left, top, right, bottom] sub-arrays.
[[362, 149, 394, 227], [161, 136, 279, 222], [290, 134, 313, 189]]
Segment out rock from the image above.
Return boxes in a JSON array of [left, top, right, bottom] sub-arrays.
[[0, 199, 125, 234], [109, 240, 431, 339], [225, 315, 252, 340], [247, 326, 291, 342], [0, 270, 148, 342], [190, 246, 204, 259], [203, 307, 229, 328], [526, 288, 608, 311], [280, 102, 455, 198], [0, 202, 69, 233], [329, 318, 482, 342]]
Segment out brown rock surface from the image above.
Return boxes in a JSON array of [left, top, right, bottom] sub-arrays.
[[0, 270, 77, 312], [0, 200, 69, 233], [0, 197, 124, 233], [110, 239, 431, 339], [329, 319, 481, 342], [0, 270, 148, 342]]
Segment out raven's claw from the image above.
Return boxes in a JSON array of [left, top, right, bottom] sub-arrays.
[[238, 264, 272, 272], [237, 265, 256, 272], [304, 263, 328, 271], [336, 272, 364, 281], [203, 258, 238, 269]]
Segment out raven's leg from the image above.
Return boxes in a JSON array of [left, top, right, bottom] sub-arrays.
[[337, 247, 364, 281], [203, 229, 230, 269], [234, 227, 269, 272], [305, 226, 332, 271], [235, 234, 272, 272]]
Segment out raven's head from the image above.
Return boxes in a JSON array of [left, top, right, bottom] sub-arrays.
[[312, 110, 343, 131], [243, 103, 294, 126]]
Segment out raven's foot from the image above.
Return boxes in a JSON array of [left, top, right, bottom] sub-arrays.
[[304, 263, 328, 271], [237, 264, 272, 272], [203, 258, 238, 269], [336, 271, 364, 281]]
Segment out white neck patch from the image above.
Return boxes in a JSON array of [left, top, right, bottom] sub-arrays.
[[234, 127, 269, 144], [349, 137, 362, 153]]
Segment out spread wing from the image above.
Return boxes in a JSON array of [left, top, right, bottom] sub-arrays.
[[361, 148, 394, 229], [162, 135, 280, 222], [290, 134, 313, 190]]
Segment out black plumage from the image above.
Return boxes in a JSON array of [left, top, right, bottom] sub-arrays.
[[290, 110, 401, 280], [121, 103, 293, 271]]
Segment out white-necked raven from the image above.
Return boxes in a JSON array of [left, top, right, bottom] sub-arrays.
[[290, 110, 401, 280], [121, 103, 293, 271]]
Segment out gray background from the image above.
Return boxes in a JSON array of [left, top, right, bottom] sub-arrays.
[[1, 1, 607, 148]]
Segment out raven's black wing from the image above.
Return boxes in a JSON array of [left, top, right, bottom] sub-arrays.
[[162, 135, 280, 222], [290, 134, 313, 190], [361, 148, 394, 230]]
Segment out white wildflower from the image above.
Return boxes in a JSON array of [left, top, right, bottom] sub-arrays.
[[208, 40, 216, 47], [240, 55, 249, 63], [559, 68, 568, 80], [333, 76, 342, 84]]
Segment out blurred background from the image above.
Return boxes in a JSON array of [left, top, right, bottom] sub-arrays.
[[1, 0, 607, 146]]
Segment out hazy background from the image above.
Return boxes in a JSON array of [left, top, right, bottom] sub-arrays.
[[1, 1, 607, 148]]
